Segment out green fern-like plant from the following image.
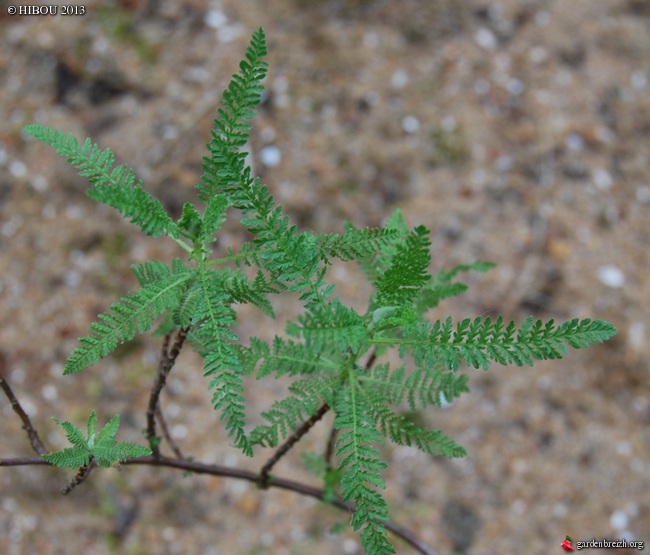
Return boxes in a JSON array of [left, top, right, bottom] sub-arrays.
[[23, 28, 617, 555], [42, 410, 151, 469]]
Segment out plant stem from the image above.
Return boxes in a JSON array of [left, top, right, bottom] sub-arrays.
[[155, 404, 184, 459], [0, 352, 47, 456], [0, 455, 439, 554], [61, 459, 96, 495], [146, 328, 188, 458], [259, 402, 331, 488]]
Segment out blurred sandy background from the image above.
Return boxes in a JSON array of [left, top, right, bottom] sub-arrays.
[[1, 1, 649, 554]]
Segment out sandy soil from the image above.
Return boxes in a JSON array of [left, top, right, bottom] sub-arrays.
[[1, 1, 649, 554]]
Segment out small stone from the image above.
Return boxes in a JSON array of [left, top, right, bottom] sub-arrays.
[[565, 133, 585, 151], [507, 78, 525, 95], [628, 321, 645, 350], [204, 9, 227, 29], [391, 69, 409, 89], [610, 509, 628, 530], [597, 265, 625, 288], [259, 145, 281, 168], [475, 27, 497, 50], [401, 115, 419, 133], [592, 168, 613, 190]]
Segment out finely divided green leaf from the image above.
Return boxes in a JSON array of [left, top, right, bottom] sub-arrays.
[[389, 316, 617, 371], [334, 375, 394, 555], [41, 412, 151, 469], [64, 266, 193, 374], [24, 124, 178, 239]]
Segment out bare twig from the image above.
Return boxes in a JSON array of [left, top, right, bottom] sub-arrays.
[[155, 404, 184, 459], [259, 402, 331, 488], [61, 459, 96, 495], [0, 455, 439, 554], [146, 329, 188, 458], [0, 352, 47, 456], [323, 422, 338, 471]]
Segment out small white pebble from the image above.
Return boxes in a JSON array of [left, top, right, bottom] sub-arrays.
[[167, 379, 185, 395], [204, 9, 227, 29], [441, 114, 457, 132], [259, 127, 276, 143], [592, 168, 613, 190], [512, 458, 528, 473], [616, 441, 632, 456], [63, 270, 81, 288], [365, 90, 380, 106], [631, 458, 645, 473], [273, 76, 288, 94], [41, 384, 58, 401], [507, 78, 525, 95], [343, 539, 358, 554], [401, 115, 419, 133], [11, 368, 26, 384], [22, 399, 37, 416], [535, 10, 551, 26], [529, 46, 548, 63], [259, 145, 281, 168], [260, 533, 274, 546], [556, 69, 573, 87], [166, 402, 181, 417], [553, 503, 568, 517], [160, 124, 178, 140], [217, 24, 244, 43], [597, 265, 625, 288], [390, 69, 409, 89], [30, 174, 48, 191], [511, 499, 527, 514], [171, 424, 188, 439], [628, 321, 645, 350], [633, 396, 648, 413], [439, 391, 453, 408], [474, 27, 497, 50], [92, 36, 110, 55], [625, 502, 639, 517], [636, 185, 650, 203], [49, 363, 64, 377], [631, 71, 647, 90], [363, 31, 379, 48], [64, 205, 85, 219], [9, 160, 27, 178], [610, 509, 628, 530], [2, 218, 21, 237], [185, 67, 210, 83], [495, 154, 514, 172], [565, 133, 585, 151], [21, 514, 37, 531]]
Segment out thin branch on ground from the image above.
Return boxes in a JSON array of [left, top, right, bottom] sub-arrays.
[[155, 404, 184, 459], [0, 345, 439, 553], [0, 455, 438, 555], [61, 459, 96, 495], [0, 352, 47, 456], [146, 328, 188, 458], [259, 402, 331, 488], [323, 421, 338, 471]]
